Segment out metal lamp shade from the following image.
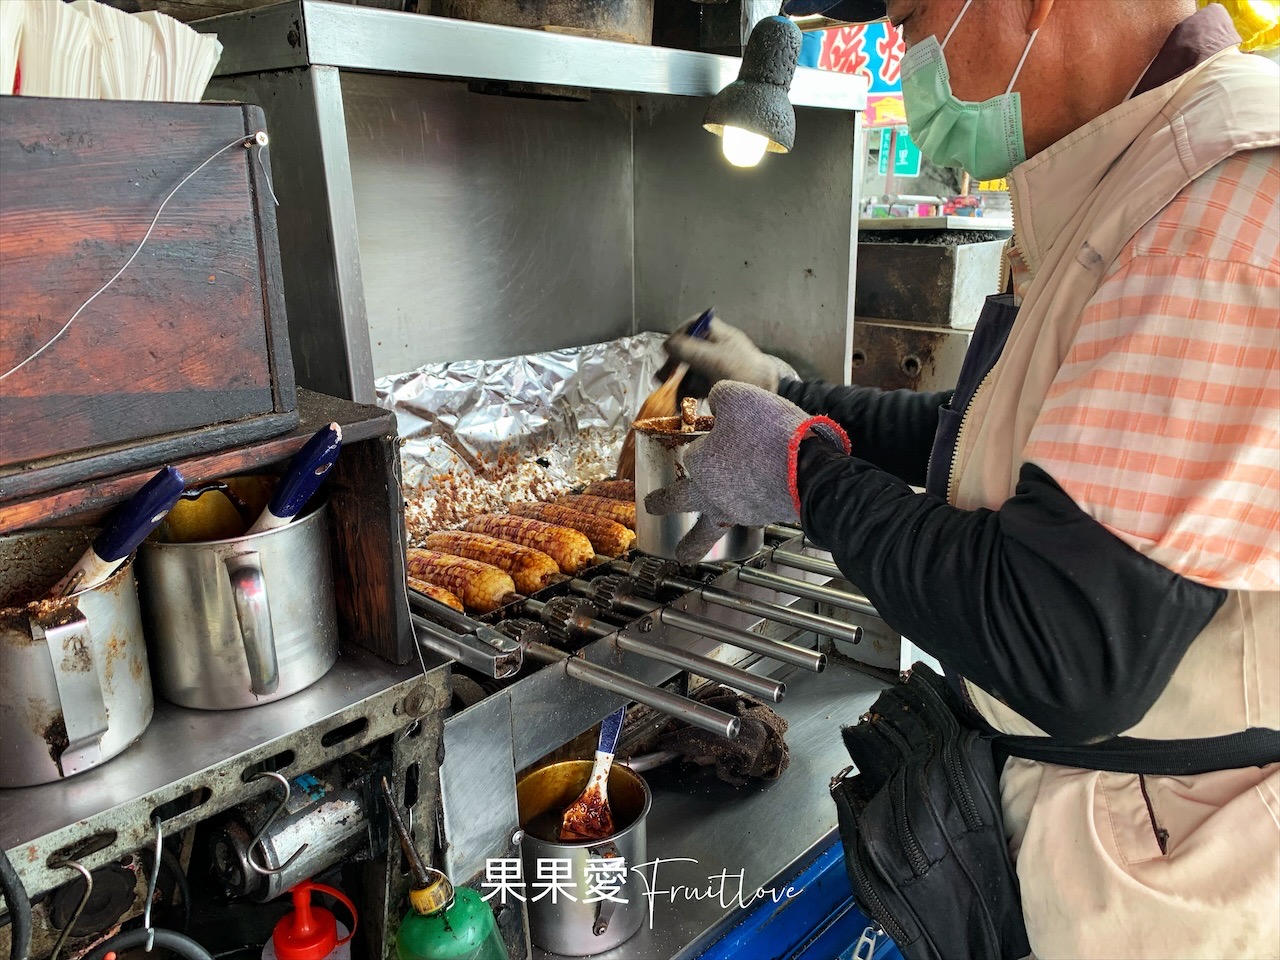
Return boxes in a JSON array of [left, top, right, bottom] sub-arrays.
[[702, 15, 802, 154]]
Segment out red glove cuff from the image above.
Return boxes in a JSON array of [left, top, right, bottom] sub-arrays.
[[787, 416, 852, 517]]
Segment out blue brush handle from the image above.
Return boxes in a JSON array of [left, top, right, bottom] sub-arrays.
[[688, 307, 714, 340], [265, 423, 342, 522], [597, 707, 625, 758], [95, 466, 185, 562], [655, 307, 715, 382]]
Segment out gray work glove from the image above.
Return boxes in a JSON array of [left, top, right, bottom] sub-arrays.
[[644, 381, 849, 565], [665, 317, 791, 394]]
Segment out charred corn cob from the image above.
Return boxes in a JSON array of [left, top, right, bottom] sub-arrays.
[[509, 502, 636, 557], [424, 530, 560, 595], [556, 494, 636, 530], [406, 548, 518, 614], [462, 514, 595, 575], [582, 479, 635, 501], [407, 576, 464, 613]]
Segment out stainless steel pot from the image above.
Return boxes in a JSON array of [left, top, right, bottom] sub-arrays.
[[0, 529, 154, 787], [516, 760, 651, 956], [136, 501, 339, 710], [633, 415, 764, 562]]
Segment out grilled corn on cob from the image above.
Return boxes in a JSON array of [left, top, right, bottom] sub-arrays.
[[406, 548, 518, 614], [556, 494, 636, 530], [462, 514, 595, 575], [424, 531, 560, 595], [509, 502, 636, 557], [582, 479, 635, 501], [407, 577, 464, 613]]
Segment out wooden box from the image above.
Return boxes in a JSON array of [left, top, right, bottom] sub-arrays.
[[0, 96, 296, 502], [0, 390, 415, 665]]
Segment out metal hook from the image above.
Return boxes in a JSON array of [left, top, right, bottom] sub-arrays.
[[246, 771, 309, 876], [48, 860, 93, 960], [143, 816, 163, 951]]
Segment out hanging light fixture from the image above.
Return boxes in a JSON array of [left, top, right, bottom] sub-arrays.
[[703, 14, 803, 167]]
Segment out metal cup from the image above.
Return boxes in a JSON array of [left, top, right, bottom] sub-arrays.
[[516, 760, 652, 956], [136, 501, 339, 710], [633, 415, 764, 562], [0, 529, 154, 787]]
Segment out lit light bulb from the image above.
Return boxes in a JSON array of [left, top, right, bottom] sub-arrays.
[[721, 126, 769, 167]]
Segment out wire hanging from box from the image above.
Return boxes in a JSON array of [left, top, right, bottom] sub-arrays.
[[0, 130, 274, 382]]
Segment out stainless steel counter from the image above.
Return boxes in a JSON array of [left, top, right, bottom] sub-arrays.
[[533, 656, 886, 960]]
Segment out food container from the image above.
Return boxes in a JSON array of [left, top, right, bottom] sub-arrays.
[[0, 529, 154, 787], [633, 415, 765, 562], [516, 760, 652, 956], [136, 500, 339, 710], [431, 0, 655, 45]]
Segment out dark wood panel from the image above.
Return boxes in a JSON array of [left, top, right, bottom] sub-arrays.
[[0, 390, 411, 664], [0, 97, 294, 469]]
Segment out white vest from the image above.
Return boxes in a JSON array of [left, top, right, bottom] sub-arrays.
[[949, 49, 1280, 740]]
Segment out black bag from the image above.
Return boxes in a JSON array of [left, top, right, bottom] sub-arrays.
[[830, 664, 1030, 960], [831, 665, 1280, 960]]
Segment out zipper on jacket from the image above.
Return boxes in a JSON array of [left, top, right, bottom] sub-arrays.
[[945, 368, 994, 505], [870, 719, 930, 877]]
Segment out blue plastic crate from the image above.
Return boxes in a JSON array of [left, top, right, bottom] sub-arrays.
[[694, 839, 904, 960]]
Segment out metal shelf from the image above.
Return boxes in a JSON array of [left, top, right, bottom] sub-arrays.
[[198, 0, 867, 111], [859, 216, 1013, 232], [1, 645, 447, 898]]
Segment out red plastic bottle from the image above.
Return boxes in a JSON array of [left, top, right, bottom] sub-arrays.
[[261, 880, 357, 960]]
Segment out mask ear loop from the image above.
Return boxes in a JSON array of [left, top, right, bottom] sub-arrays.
[[1005, 27, 1042, 94], [941, 0, 975, 51]]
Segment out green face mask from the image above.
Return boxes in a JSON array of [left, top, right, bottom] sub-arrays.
[[899, 0, 1041, 181]]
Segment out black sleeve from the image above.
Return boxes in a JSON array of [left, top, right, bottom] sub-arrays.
[[777, 378, 952, 488], [796, 442, 1227, 743]]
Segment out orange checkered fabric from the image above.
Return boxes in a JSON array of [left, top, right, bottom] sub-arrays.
[[1024, 148, 1280, 590]]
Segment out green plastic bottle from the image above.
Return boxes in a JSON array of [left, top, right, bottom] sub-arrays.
[[396, 877, 508, 960], [382, 776, 507, 960]]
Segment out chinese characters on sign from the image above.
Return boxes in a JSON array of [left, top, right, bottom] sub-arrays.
[[818, 22, 907, 128], [877, 128, 922, 178]]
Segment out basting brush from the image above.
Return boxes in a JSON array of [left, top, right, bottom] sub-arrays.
[[616, 308, 713, 481]]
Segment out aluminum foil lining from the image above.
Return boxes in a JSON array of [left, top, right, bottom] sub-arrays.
[[376, 334, 667, 544]]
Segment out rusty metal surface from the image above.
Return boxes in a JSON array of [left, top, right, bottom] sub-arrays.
[[0, 645, 446, 901], [431, 0, 656, 44], [849, 319, 971, 392], [855, 239, 1005, 329]]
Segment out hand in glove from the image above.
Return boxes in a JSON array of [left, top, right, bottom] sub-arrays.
[[664, 317, 793, 396], [644, 381, 849, 564]]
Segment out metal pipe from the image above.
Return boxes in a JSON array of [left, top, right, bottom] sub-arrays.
[[737, 567, 879, 618], [412, 614, 521, 679], [613, 634, 786, 702], [764, 524, 804, 543], [566, 577, 813, 680], [522, 597, 617, 641], [409, 590, 525, 655], [695, 583, 863, 646], [658, 607, 825, 672], [522, 642, 741, 740], [770, 548, 843, 579]]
